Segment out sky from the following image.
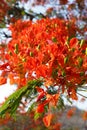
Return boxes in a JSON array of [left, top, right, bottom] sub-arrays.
[[0, 79, 16, 103], [64, 91, 87, 111]]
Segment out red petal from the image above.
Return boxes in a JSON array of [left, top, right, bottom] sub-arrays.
[[0, 63, 9, 70], [37, 92, 45, 102], [69, 38, 78, 48], [43, 113, 53, 127], [36, 104, 44, 113], [0, 76, 7, 85]]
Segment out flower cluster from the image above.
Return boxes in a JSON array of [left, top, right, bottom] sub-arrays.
[[0, 18, 87, 127], [5, 18, 87, 93]]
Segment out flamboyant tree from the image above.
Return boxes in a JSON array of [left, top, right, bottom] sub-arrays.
[[0, 0, 87, 129]]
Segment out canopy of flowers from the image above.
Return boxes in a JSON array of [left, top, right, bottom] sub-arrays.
[[0, 18, 87, 128]]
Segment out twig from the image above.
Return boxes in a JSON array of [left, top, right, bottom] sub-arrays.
[[77, 92, 87, 98]]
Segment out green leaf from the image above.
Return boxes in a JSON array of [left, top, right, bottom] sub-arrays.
[[28, 102, 37, 112], [34, 112, 42, 120], [0, 22, 6, 28], [52, 69, 58, 79], [57, 96, 65, 110], [21, 10, 25, 16], [30, 51, 33, 57], [0, 79, 43, 118], [64, 56, 68, 64], [80, 72, 84, 76], [52, 37, 57, 42], [80, 39, 84, 48], [66, 96, 72, 104], [14, 44, 19, 54], [78, 57, 83, 67], [44, 105, 48, 113], [37, 44, 41, 50], [62, 70, 66, 77], [0, 86, 28, 117]]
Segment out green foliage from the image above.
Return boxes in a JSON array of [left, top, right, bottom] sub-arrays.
[[0, 79, 43, 118], [80, 39, 84, 48], [64, 56, 68, 64], [0, 22, 6, 28], [78, 57, 83, 67], [34, 112, 42, 120], [57, 96, 65, 110]]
